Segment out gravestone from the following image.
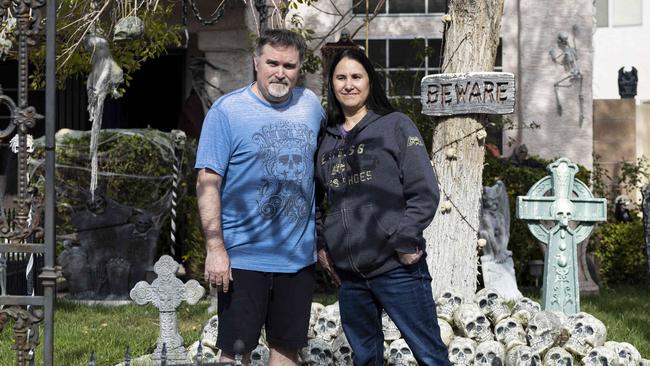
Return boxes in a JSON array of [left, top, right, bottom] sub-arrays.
[[478, 181, 522, 301], [130, 255, 205, 362], [517, 158, 606, 314], [57, 193, 159, 299]]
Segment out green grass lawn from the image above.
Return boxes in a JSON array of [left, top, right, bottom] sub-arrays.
[[0, 288, 648, 365]]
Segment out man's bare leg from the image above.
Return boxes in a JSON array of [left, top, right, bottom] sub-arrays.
[[269, 346, 298, 366], [219, 353, 250, 365]]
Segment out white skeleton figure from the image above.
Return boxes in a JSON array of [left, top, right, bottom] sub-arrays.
[[313, 303, 342, 342], [604, 341, 641, 366], [453, 303, 493, 342], [495, 317, 527, 351], [511, 297, 541, 327], [387, 338, 417, 366], [249, 343, 270, 366], [581, 346, 619, 366], [308, 302, 325, 338], [332, 333, 354, 366], [526, 311, 562, 356], [475, 340, 506, 366], [475, 288, 511, 323], [301, 337, 334, 366], [436, 288, 464, 323], [84, 31, 124, 197], [506, 345, 542, 366], [543, 347, 574, 366], [200, 315, 219, 349], [448, 337, 476, 366], [383, 311, 402, 341], [564, 312, 607, 357], [187, 341, 218, 362], [437, 318, 455, 346]]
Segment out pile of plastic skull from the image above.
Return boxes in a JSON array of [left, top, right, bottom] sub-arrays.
[[437, 287, 649, 366], [188, 289, 649, 365]]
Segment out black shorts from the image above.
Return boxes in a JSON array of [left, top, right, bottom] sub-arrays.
[[216, 264, 315, 355]]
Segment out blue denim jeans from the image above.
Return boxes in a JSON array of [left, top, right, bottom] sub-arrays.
[[337, 259, 450, 366]]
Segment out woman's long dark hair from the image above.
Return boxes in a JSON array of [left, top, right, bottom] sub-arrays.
[[326, 47, 394, 128]]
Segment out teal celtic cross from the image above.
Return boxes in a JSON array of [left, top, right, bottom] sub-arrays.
[[517, 158, 606, 314]]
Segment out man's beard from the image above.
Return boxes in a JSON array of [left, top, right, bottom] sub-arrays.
[[268, 82, 290, 98]]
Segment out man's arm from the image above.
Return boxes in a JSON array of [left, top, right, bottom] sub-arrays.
[[196, 168, 233, 292]]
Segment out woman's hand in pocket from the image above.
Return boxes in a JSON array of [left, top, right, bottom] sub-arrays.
[[397, 247, 423, 266]]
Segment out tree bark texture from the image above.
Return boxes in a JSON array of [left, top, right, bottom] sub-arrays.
[[424, 0, 505, 300]]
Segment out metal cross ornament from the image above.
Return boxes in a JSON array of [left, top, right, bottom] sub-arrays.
[[516, 158, 606, 314], [130, 255, 205, 362]]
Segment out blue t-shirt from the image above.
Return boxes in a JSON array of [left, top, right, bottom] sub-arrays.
[[195, 84, 325, 273]]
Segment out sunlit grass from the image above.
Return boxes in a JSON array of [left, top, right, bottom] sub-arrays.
[[0, 288, 648, 365]]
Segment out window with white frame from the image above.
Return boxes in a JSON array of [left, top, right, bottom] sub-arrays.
[[352, 0, 447, 15], [595, 0, 642, 27], [357, 38, 502, 98]]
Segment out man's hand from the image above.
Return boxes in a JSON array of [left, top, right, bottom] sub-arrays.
[[205, 246, 233, 293], [397, 247, 423, 266], [317, 248, 341, 286]]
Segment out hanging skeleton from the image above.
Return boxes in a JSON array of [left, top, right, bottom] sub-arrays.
[[549, 26, 584, 125], [84, 28, 124, 199]]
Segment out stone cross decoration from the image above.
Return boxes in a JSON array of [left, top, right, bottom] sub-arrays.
[[130, 255, 205, 361], [516, 158, 606, 314]]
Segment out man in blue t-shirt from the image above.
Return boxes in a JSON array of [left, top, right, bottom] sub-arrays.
[[195, 29, 324, 365]]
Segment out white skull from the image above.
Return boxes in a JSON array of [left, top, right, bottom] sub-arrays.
[[249, 343, 270, 366], [640, 359, 650, 366], [313, 303, 342, 342], [495, 317, 527, 351], [448, 337, 476, 366], [436, 288, 464, 323], [200, 315, 219, 349], [308, 302, 325, 338], [506, 345, 542, 366], [387, 338, 417, 366], [581, 346, 619, 366], [383, 311, 402, 341], [438, 318, 455, 346], [453, 303, 493, 342], [511, 297, 541, 327], [332, 333, 354, 366], [604, 341, 641, 366], [475, 288, 511, 323], [526, 311, 561, 355], [475, 340, 506, 366], [543, 347, 574, 366], [301, 337, 334, 366], [113, 15, 145, 41], [187, 341, 218, 363], [564, 313, 607, 357]]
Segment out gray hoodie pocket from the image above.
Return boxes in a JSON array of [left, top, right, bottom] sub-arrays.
[[347, 204, 396, 273]]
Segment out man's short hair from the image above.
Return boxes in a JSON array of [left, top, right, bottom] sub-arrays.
[[255, 29, 306, 64]]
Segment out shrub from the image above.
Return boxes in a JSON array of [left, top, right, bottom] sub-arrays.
[[593, 220, 647, 286]]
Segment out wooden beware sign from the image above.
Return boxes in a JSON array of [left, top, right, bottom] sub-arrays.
[[420, 72, 515, 116]]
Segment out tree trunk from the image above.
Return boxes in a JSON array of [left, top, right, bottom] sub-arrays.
[[424, 0, 505, 300]]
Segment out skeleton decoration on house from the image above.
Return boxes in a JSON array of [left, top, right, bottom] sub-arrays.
[[549, 26, 584, 125]]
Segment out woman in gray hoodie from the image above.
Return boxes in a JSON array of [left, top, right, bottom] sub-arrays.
[[316, 48, 450, 366]]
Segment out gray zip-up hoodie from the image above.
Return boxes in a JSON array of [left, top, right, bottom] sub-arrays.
[[315, 110, 440, 277]]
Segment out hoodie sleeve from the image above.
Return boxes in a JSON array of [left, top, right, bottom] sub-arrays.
[[387, 115, 440, 253]]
